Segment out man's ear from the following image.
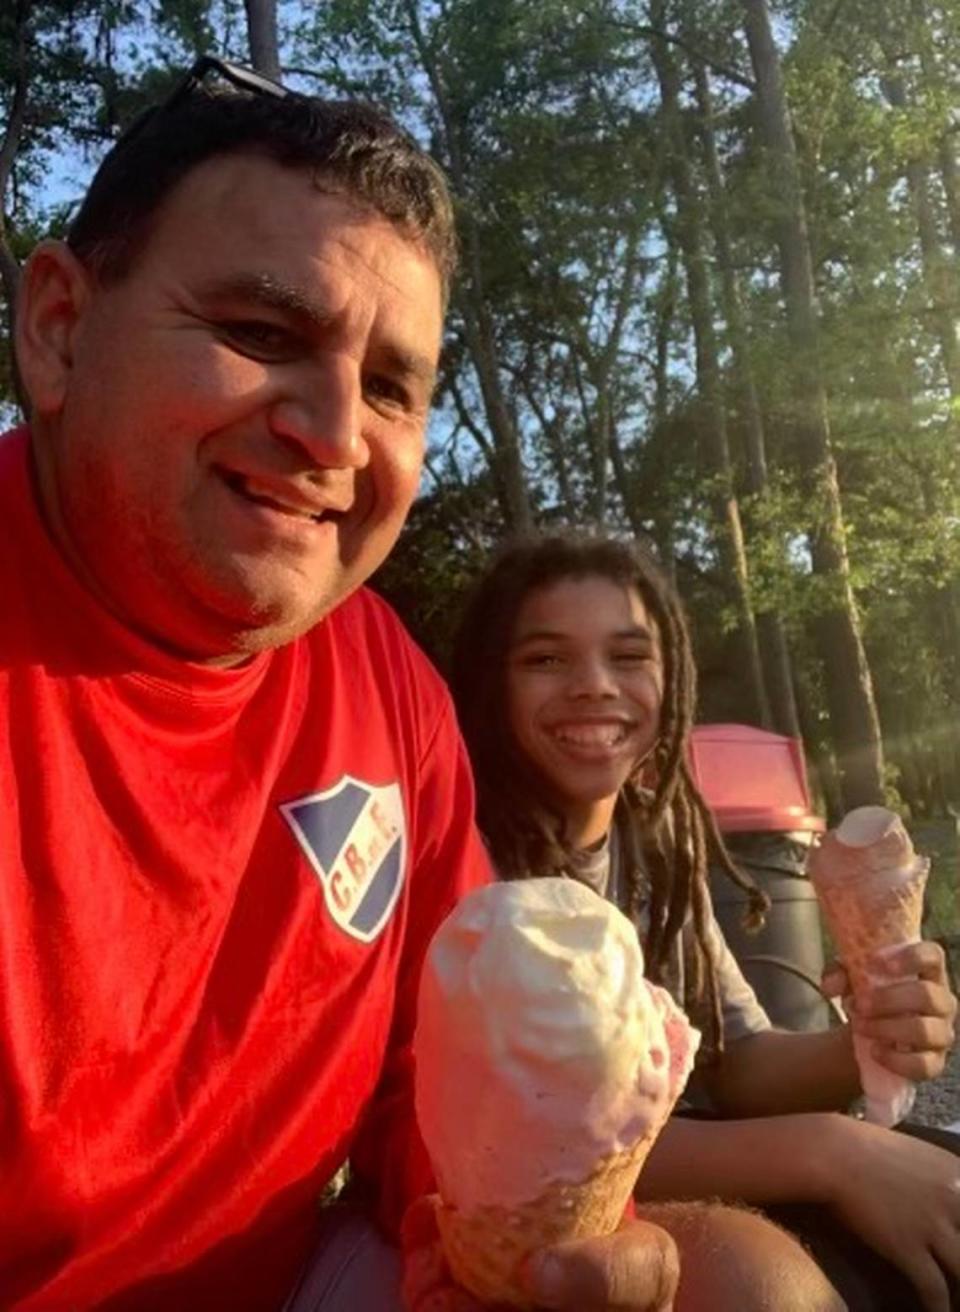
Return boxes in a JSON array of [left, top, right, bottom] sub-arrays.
[[15, 240, 94, 417]]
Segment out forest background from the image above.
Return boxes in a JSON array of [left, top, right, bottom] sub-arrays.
[[2, 0, 960, 829]]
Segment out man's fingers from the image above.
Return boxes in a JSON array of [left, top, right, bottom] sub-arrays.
[[400, 1196, 448, 1310], [401, 1243, 448, 1307], [401, 1195, 443, 1253], [522, 1220, 679, 1311], [409, 1291, 488, 1312]]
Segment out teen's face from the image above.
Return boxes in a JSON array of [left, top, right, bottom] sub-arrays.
[[507, 576, 664, 838], [27, 154, 444, 662]]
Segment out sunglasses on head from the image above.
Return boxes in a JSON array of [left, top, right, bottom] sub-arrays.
[[163, 54, 290, 108], [120, 54, 290, 146]]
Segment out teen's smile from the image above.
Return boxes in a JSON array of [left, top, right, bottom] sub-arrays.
[[544, 716, 638, 755], [507, 574, 664, 844]]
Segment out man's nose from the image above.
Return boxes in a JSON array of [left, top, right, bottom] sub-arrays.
[[268, 356, 369, 469]]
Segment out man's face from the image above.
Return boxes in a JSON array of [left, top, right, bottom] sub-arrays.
[[30, 154, 444, 661]]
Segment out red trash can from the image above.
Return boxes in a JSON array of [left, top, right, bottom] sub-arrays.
[[689, 724, 830, 1032]]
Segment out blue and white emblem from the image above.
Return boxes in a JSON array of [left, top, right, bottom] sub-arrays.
[[280, 775, 407, 943]]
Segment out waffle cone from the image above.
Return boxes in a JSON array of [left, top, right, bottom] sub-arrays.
[[817, 874, 925, 993], [436, 1130, 657, 1309]]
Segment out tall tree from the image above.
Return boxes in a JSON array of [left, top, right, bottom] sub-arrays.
[[397, 0, 533, 531], [244, 0, 281, 79], [742, 0, 885, 806], [690, 51, 800, 736], [0, 0, 28, 334], [650, 0, 771, 727]]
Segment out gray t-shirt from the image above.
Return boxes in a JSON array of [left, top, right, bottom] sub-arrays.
[[568, 830, 771, 1046]]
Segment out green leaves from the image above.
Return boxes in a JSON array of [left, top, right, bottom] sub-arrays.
[[3, 0, 959, 810]]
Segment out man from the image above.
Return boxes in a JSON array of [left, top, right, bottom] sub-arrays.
[[3, 55, 473, 1311], [2, 57, 694, 1312]]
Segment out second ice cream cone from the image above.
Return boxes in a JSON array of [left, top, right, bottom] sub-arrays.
[[809, 805, 928, 990], [809, 806, 930, 1125], [816, 872, 925, 993]]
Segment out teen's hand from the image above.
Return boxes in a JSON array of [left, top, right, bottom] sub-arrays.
[[823, 1116, 960, 1312], [400, 1194, 679, 1311], [822, 941, 957, 1082]]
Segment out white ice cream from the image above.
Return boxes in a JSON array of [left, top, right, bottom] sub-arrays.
[[810, 806, 926, 890], [414, 878, 699, 1213]]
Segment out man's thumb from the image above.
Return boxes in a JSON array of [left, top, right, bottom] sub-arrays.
[[520, 1222, 678, 1311]]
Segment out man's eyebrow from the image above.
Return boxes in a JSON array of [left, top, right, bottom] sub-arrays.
[[377, 342, 438, 390], [196, 272, 438, 388], [198, 272, 332, 326]]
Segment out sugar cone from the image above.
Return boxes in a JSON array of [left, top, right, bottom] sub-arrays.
[[809, 807, 929, 1126], [436, 1130, 657, 1309], [815, 871, 926, 995]]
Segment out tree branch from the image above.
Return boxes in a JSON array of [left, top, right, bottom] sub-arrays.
[[611, 19, 756, 90]]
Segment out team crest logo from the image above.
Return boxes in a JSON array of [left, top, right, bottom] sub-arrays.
[[280, 776, 407, 943]]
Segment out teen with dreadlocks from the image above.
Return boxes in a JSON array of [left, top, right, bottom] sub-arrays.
[[452, 531, 768, 1066], [448, 532, 960, 1312]]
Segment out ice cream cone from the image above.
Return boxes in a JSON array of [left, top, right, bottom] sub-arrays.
[[815, 869, 926, 993], [414, 879, 699, 1306], [809, 806, 929, 1125], [436, 1132, 657, 1309]]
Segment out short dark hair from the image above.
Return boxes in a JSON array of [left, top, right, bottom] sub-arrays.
[[451, 532, 768, 1062], [66, 69, 457, 294]]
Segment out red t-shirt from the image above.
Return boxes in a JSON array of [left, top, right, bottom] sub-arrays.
[[0, 428, 490, 1309]]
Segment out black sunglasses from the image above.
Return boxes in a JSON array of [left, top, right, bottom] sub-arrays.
[[120, 55, 290, 146], [163, 55, 290, 109]]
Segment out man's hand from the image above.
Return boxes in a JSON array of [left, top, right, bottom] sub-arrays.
[[822, 1116, 960, 1312], [519, 1221, 679, 1310], [401, 1195, 679, 1311], [822, 941, 957, 1082]]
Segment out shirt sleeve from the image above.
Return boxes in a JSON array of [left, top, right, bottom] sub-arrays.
[[701, 909, 772, 1044], [349, 697, 492, 1239]]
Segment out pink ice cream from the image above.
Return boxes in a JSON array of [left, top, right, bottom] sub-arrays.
[[809, 806, 930, 1126]]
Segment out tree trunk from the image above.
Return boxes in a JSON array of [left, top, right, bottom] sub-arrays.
[[459, 294, 533, 531], [650, 5, 771, 729], [585, 218, 645, 526], [521, 377, 576, 519], [631, 232, 680, 581], [400, 0, 532, 532], [909, 0, 960, 255], [882, 62, 960, 719], [243, 0, 282, 80], [938, 137, 960, 254], [692, 55, 800, 738], [0, 0, 30, 414], [883, 73, 960, 398], [608, 427, 646, 539], [742, 0, 885, 808]]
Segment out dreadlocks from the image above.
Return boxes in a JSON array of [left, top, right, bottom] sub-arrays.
[[450, 531, 769, 1063]]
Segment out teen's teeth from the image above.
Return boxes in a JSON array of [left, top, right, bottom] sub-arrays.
[[553, 724, 628, 747]]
